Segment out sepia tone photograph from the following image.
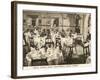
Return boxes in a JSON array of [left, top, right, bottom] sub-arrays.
[[23, 11, 91, 66], [11, 1, 97, 78]]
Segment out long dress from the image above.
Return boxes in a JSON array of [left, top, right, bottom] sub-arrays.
[[54, 47, 64, 64]]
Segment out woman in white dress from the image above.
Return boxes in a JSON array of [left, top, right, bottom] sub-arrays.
[[46, 43, 55, 65], [54, 43, 64, 64]]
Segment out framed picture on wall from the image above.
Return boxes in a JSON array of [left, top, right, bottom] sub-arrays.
[[11, 1, 98, 78]]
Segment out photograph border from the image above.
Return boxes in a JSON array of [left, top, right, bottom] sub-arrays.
[[11, 1, 98, 78]]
